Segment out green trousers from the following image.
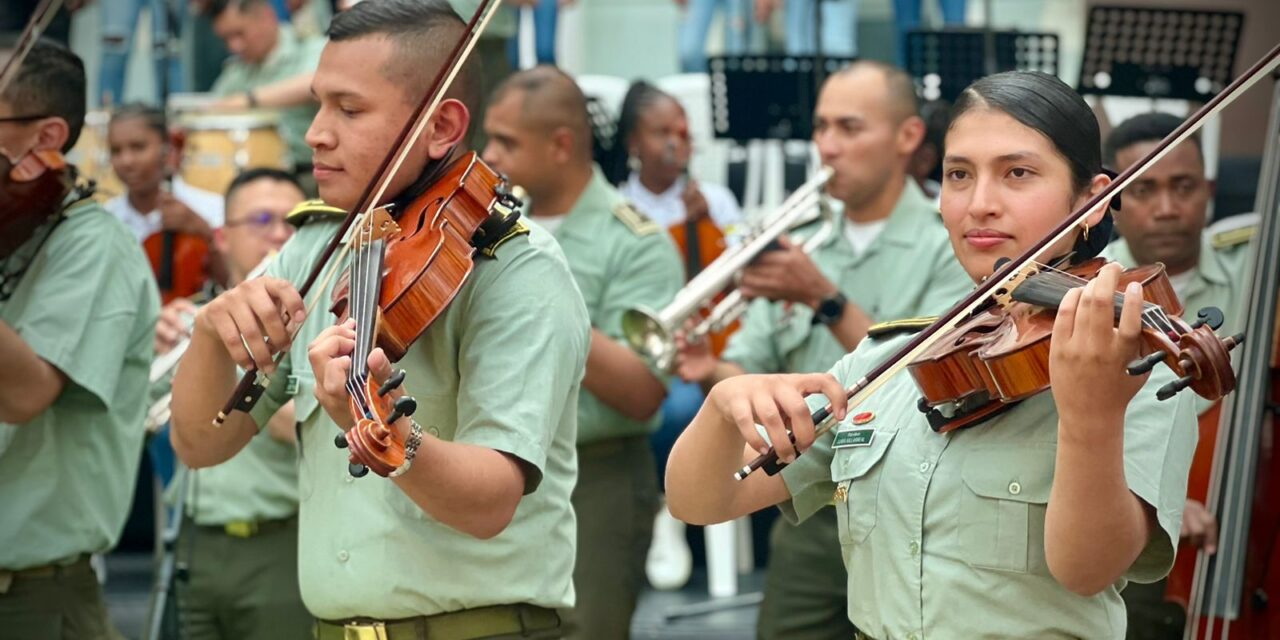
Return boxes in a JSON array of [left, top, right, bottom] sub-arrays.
[[564, 436, 659, 640], [175, 516, 312, 640], [757, 507, 859, 640], [0, 556, 123, 640], [1122, 578, 1184, 639]]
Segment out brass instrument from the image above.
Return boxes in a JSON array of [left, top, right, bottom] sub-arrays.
[[622, 167, 835, 371]]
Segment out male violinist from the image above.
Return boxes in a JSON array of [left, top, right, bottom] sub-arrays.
[[673, 61, 973, 640], [1101, 112, 1255, 640], [0, 38, 159, 639], [481, 65, 684, 638], [169, 2, 589, 639]]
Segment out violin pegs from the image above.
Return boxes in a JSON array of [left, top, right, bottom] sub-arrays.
[[1156, 375, 1195, 401], [334, 432, 349, 449], [1126, 351, 1167, 376], [348, 462, 370, 478], [1191, 307, 1225, 331], [385, 396, 418, 425], [1224, 332, 1246, 352], [378, 369, 408, 397]]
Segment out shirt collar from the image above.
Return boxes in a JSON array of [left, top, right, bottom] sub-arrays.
[[819, 179, 937, 261], [1194, 231, 1232, 287], [254, 25, 297, 72], [556, 164, 614, 237]]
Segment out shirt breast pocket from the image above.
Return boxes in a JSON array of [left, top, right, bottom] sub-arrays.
[[957, 446, 1055, 574], [832, 429, 897, 545]]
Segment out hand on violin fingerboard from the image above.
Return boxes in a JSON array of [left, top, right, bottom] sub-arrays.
[[1048, 263, 1148, 429]]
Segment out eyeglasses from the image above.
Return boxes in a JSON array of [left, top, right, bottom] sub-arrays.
[[0, 114, 50, 124], [225, 211, 289, 229]]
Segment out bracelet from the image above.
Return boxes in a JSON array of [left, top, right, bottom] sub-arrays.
[[245, 90, 259, 108], [389, 421, 424, 478]]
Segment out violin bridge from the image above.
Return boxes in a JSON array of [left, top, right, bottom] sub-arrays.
[[350, 206, 402, 248]]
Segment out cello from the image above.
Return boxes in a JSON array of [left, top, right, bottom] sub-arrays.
[[1175, 67, 1280, 639]]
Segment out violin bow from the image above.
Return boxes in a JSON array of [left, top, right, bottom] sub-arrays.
[[0, 0, 62, 100], [214, 0, 505, 425], [737, 42, 1280, 480]]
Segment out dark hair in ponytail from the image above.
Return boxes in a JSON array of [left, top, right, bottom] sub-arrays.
[[950, 71, 1111, 259], [602, 80, 676, 185], [951, 71, 1100, 194]]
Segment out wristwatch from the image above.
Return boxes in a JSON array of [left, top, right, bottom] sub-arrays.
[[811, 291, 848, 326]]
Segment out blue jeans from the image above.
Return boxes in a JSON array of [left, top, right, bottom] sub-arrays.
[[784, 0, 857, 57], [678, 0, 755, 73], [892, 0, 966, 66], [507, 0, 558, 67], [651, 380, 706, 489], [98, 0, 186, 105]]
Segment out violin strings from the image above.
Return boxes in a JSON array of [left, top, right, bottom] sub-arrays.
[[1027, 262, 1182, 337]]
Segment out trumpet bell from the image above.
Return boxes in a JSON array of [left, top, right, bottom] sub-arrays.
[[622, 306, 675, 372]]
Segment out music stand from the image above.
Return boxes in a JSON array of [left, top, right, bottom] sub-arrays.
[[1077, 6, 1245, 100], [905, 29, 1060, 103], [708, 55, 856, 142]]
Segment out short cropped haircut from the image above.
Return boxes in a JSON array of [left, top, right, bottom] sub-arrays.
[[1103, 112, 1200, 168], [0, 36, 86, 151]]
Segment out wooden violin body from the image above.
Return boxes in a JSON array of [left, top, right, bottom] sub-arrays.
[[1, 150, 73, 258], [331, 152, 519, 477], [909, 258, 1240, 433], [668, 215, 739, 356], [144, 231, 211, 304]]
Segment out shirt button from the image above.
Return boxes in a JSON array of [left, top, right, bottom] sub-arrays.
[[344, 474, 354, 484], [1009, 481, 1022, 495], [918, 462, 930, 473], [907, 632, 919, 640], [908, 540, 920, 556], [337, 550, 349, 562], [428, 426, 439, 437]]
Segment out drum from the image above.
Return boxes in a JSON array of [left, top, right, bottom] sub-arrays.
[[67, 109, 125, 201], [174, 111, 290, 196]]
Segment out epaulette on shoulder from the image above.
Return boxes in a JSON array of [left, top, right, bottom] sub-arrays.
[[1212, 225, 1255, 250], [286, 199, 346, 227], [478, 220, 530, 259], [867, 316, 938, 339], [613, 202, 663, 237]]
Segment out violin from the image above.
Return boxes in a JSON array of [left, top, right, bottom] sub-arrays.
[[0, 149, 73, 259], [666, 179, 739, 357], [330, 153, 520, 477], [909, 257, 1240, 433], [734, 42, 1280, 481]]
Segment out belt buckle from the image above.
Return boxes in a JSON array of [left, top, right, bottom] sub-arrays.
[[343, 622, 388, 640], [223, 521, 257, 538]]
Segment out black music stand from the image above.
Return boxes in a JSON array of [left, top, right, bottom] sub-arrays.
[[708, 55, 856, 142], [905, 29, 1060, 103], [1077, 6, 1245, 100]]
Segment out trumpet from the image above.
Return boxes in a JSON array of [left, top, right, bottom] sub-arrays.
[[622, 167, 835, 371]]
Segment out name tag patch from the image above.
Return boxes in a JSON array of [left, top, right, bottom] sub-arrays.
[[833, 428, 874, 449]]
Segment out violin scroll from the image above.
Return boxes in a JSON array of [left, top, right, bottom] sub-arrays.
[[339, 369, 418, 478]]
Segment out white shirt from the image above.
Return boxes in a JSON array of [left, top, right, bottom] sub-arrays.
[[619, 173, 743, 232], [104, 177, 225, 242], [842, 218, 888, 256]]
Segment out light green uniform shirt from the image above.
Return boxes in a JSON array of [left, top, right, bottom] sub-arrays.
[[247, 210, 589, 619], [546, 166, 683, 445], [1103, 229, 1253, 414], [210, 26, 324, 167], [0, 200, 158, 570], [169, 417, 299, 525], [780, 332, 1198, 639], [722, 180, 972, 376]]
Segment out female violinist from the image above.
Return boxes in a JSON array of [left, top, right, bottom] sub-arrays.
[[666, 70, 1200, 638], [169, 1, 588, 635], [103, 103, 223, 243]]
